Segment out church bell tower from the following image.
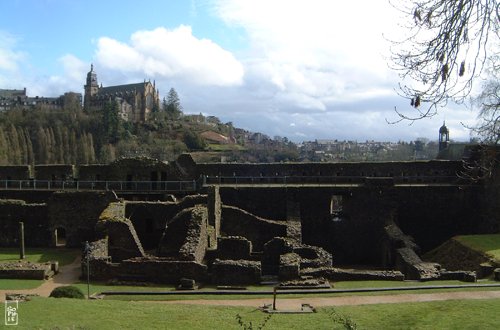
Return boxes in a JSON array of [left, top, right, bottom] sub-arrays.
[[84, 64, 99, 110], [438, 121, 450, 152]]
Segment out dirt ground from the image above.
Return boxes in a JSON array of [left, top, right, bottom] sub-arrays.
[[2, 257, 500, 308], [149, 290, 500, 310]]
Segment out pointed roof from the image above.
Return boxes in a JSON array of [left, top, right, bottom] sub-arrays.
[[439, 121, 449, 134], [97, 82, 148, 96]]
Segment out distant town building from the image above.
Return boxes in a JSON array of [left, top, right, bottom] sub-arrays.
[[83, 64, 160, 122], [438, 121, 450, 152], [0, 88, 81, 111]]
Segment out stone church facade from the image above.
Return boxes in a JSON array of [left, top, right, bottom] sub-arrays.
[[83, 64, 160, 122]]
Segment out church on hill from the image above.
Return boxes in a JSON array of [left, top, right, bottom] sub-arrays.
[[83, 64, 160, 123]]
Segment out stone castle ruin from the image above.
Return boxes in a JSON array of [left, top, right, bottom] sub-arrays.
[[0, 150, 498, 285]]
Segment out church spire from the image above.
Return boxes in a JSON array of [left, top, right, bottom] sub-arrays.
[[84, 63, 99, 111]]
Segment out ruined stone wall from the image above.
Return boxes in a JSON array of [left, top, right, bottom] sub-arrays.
[[107, 158, 172, 181], [216, 236, 252, 260], [34, 165, 75, 181], [207, 186, 221, 239], [48, 191, 118, 248], [0, 191, 54, 203], [98, 202, 146, 262], [0, 200, 49, 247], [479, 165, 500, 233], [178, 206, 208, 263], [77, 164, 112, 181], [157, 206, 208, 263], [125, 201, 172, 250], [394, 185, 484, 252], [220, 187, 287, 220], [301, 185, 485, 265], [221, 205, 288, 251], [191, 158, 463, 181], [0, 155, 466, 184], [212, 259, 261, 285], [215, 184, 487, 267], [118, 258, 208, 283], [0, 165, 31, 181], [125, 195, 207, 250]]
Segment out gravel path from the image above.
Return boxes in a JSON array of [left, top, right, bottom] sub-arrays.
[[146, 290, 500, 309]]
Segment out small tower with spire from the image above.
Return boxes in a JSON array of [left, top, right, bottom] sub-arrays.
[[438, 121, 450, 152], [84, 64, 99, 111]]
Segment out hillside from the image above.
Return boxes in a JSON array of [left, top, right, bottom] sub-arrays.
[[0, 104, 299, 165]]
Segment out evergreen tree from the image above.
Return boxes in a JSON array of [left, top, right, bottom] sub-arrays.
[[102, 100, 120, 143], [165, 88, 182, 119]]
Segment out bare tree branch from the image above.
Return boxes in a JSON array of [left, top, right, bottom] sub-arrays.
[[389, 0, 499, 121]]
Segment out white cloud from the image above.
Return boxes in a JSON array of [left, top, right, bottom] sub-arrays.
[[40, 54, 88, 96], [95, 26, 244, 86], [0, 31, 25, 72], [0, 31, 26, 87], [213, 0, 399, 111]]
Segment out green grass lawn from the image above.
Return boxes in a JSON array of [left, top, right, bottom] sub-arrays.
[[455, 234, 500, 261], [0, 279, 43, 290], [11, 296, 500, 329], [0, 247, 79, 266], [88, 279, 500, 302]]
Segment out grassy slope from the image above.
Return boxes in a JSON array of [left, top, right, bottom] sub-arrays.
[[14, 297, 500, 329], [455, 234, 500, 261]]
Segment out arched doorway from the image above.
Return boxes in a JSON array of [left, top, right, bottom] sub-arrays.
[[55, 227, 67, 247]]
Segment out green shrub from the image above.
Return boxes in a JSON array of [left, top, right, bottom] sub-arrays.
[[49, 286, 85, 299]]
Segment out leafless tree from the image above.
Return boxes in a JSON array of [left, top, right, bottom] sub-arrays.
[[389, 0, 499, 122], [473, 61, 500, 143]]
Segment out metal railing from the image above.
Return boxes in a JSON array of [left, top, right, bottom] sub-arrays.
[[0, 180, 197, 192], [203, 175, 468, 186]]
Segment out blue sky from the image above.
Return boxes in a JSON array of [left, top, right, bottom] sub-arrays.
[[0, 0, 477, 142]]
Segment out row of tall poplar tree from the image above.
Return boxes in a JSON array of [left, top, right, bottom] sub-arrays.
[[0, 101, 119, 165]]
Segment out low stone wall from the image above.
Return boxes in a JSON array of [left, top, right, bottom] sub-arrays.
[[212, 259, 261, 285], [262, 237, 332, 275], [87, 259, 119, 281], [0, 261, 55, 280], [216, 236, 252, 260], [221, 206, 288, 251], [302, 267, 405, 281], [395, 247, 441, 281], [119, 258, 208, 283], [88, 257, 209, 283], [279, 253, 300, 280]]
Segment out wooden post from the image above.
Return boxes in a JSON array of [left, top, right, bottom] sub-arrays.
[[19, 222, 25, 259], [273, 287, 277, 310]]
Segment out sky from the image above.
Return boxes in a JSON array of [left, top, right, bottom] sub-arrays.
[[0, 0, 479, 143]]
